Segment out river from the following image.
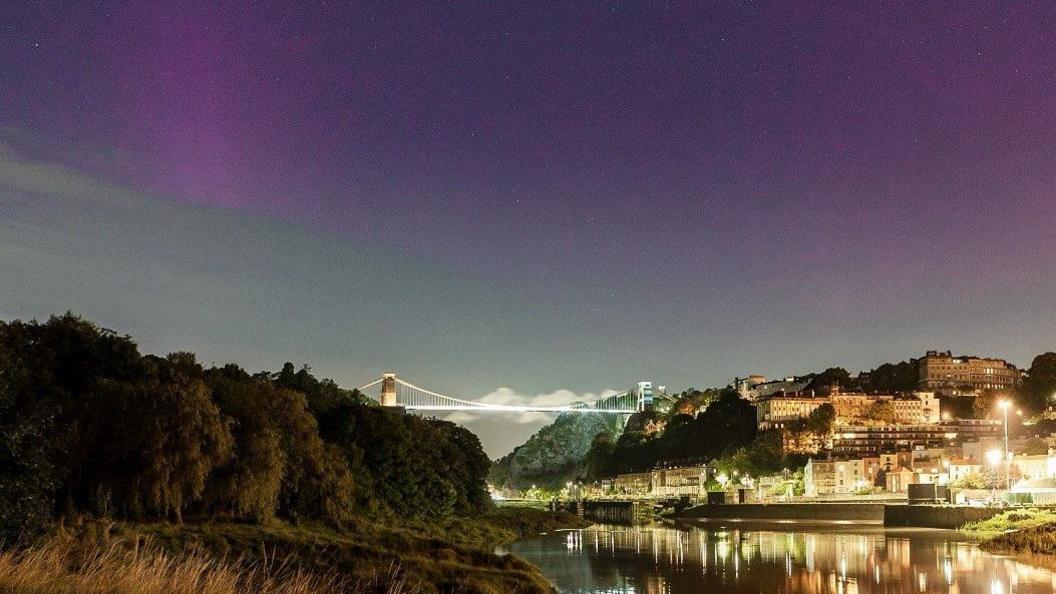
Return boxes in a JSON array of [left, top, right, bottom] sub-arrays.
[[506, 522, 1056, 594]]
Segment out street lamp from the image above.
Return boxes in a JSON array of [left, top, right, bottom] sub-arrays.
[[998, 400, 1012, 490], [985, 449, 1002, 466], [986, 448, 1002, 503]]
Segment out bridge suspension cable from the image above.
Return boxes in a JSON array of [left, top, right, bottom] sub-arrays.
[[357, 374, 641, 414]]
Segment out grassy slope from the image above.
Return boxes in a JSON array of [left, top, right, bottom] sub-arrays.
[[66, 508, 588, 594], [979, 523, 1056, 556], [962, 508, 1056, 538], [963, 508, 1056, 556]]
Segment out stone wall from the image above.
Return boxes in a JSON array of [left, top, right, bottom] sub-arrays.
[[882, 505, 1005, 529], [678, 503, 885, 522]]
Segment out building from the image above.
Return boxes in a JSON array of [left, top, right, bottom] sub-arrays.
[[756, 394, 829, 429], [612, 472, 652, 496], [1010, 478, 1056, 504], [740, 376, 812, 403], [734, 375, 768, 399], [947, 458, 982, 482], [885, 467, 916, 492], [878, 452, 912, 473], [804, 459, 835, 496], [1010, 454, 1056, 481], [651, 463, 715, 498], [831, 420, 1002, 457], [804, 458, 868, 496], [759, 390, 941, 430], [830, 391, 941, 426], [918, 350, 1022, 395]]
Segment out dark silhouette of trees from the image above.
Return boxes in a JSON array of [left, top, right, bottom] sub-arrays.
[[583, 432, 616, 482], [805, 368, 854, 393], [863, 360, 918, 393], [0, 322, 59, 540], [806, 403, 835, 435], [0, 314, 493, 541], [605, 389, 757, 474], [1022, 353, 1056, 413]]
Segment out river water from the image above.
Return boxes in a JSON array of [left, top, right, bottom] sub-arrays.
[[507, 522, 1056, 594]]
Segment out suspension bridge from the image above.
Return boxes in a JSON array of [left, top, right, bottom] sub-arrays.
[[357, 373, 671, 414]]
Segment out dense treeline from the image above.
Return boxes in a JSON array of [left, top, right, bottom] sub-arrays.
[[584, 389, 807, 481], [0, 314, 491, 541]]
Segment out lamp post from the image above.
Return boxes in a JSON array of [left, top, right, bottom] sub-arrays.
[[998, 399, 1011, 491], [986, 449, 1002, 504]]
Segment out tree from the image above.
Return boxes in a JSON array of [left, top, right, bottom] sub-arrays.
[[583, 432, 617, 481], [943, 396, 974, 420], [0, 322, 60, 541], [267, 385, 356, 525], [204, 373, 287, 523], [0, 312, 495, 532], [950, 473, 986, 490], [1022, 353, 1056, 413], [973, 390, 1000, 419], [668, 389, 715, 418], [723, 431, 785, 477], [78, 377, 234, 521], [865, 401, 897, 425], [807, 403, 836, 435], [864, 361, 918, 393], [806, 368, 852, 393]]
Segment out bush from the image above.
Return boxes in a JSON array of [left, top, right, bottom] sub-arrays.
[[963, 508, 1056, 535]]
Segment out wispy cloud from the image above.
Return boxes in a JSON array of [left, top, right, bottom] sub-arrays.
[[442, 386, 621, 425]]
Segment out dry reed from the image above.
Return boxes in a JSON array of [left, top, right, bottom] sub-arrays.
[[0, 534, 419, 594]]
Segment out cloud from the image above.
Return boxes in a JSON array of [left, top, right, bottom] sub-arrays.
[[440, 386, 621, 425]]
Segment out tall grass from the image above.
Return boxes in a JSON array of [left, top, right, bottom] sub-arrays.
[[0, 534, 419, 594], [961, 508, 1056, 536]]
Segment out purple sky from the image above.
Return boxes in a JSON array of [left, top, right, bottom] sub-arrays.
[[2, 3, 1056, 455]]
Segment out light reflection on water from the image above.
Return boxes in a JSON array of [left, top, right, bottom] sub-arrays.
[[507, 523, 1056, 594]]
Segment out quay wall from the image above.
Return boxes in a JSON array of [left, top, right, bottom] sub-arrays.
[[882, 505, 1005, 529], [553, 500, 648, 523], [677, 502, 1010, 529], [679, 503, 884, 522]]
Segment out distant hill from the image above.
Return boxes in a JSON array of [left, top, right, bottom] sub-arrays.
[[489, 412, 624, 492]]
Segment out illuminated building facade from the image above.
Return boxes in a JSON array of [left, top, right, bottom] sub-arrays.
[[918, 350, 1022, 394]]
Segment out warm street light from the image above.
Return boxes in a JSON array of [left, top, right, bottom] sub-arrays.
[[985, 449, 1002, 466], [996, 397, 1013, 490]]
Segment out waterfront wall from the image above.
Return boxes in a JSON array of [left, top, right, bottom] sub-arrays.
[[679, 503, 885, 522], [882, 505, 1004, 529], [581, 501, 640, 523], [676, 502, 1007, 529], [554, 500, 649, 523]]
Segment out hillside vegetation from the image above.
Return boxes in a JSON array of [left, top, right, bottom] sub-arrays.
[[0, 314, 577, 593], [489, 412, 623, 492]]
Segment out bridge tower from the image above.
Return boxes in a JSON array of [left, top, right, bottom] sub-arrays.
[[634, 381, 654, 412], [380, 373, 398, 407]]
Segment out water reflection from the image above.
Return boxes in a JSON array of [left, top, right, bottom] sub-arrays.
[[508, 523, 1056, 594]]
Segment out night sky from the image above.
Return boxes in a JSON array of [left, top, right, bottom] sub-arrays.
[[2, 3, 1055, 456]]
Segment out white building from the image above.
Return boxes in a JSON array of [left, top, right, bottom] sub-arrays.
[[804, 458, 868, 497]]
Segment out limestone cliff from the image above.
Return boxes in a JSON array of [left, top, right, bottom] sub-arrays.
[[489, 412, 624, 492]]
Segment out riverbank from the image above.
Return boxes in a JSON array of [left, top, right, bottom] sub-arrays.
[[960, 509, 1056, 561], [672, 502, 1013, 529], [1, 508, 589, 594]]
